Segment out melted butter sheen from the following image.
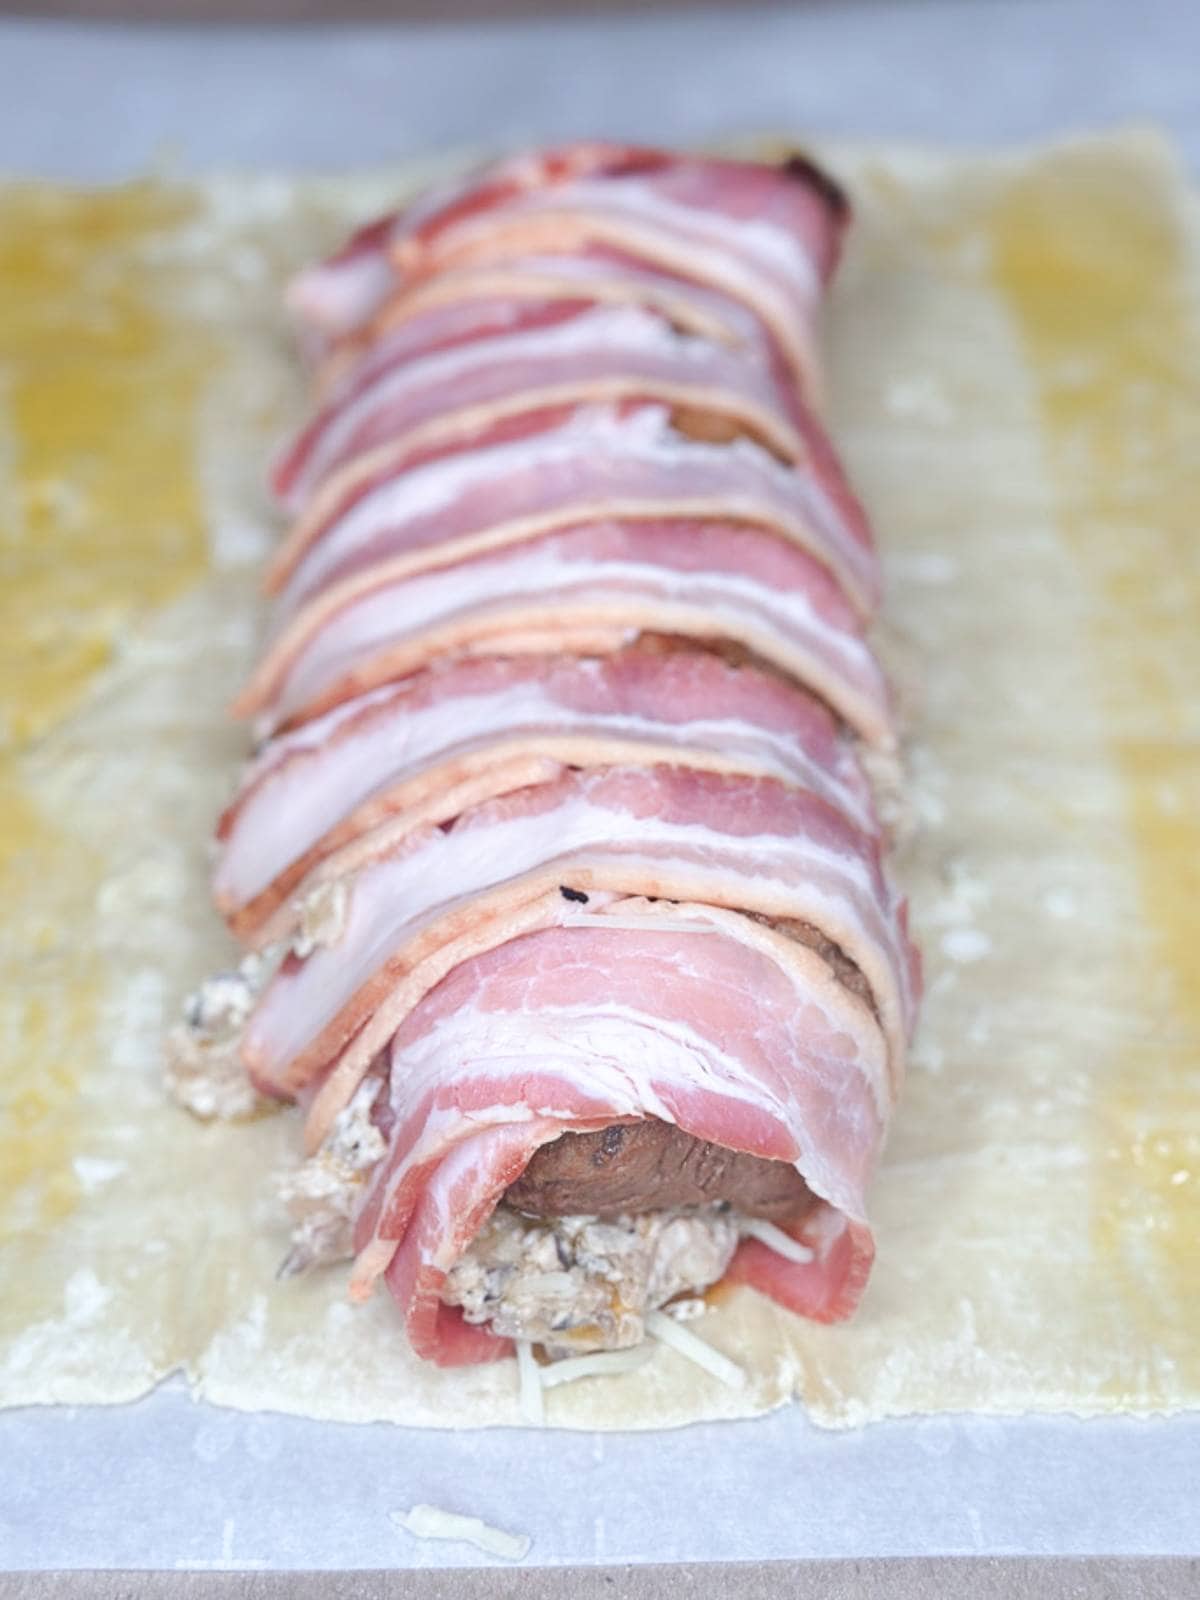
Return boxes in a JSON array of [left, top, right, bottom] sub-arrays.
[[0, 184, 215, 1238], [988, 147, 1200, 1388]]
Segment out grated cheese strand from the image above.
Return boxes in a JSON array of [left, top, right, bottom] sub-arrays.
[[645, 1308, 746, 1389], [538, 1344, 654, 1389], [740, 1216, 815, 1264], [391, 1504, 531, 1562], [516, 1338, 545, 1425]]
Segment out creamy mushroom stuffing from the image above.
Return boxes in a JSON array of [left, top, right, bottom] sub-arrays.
[[276, 1076, 387, 1277], [164, 951, 275, 1120], [165, 887, 344, 1122], [441, 1202, 742, 1355]]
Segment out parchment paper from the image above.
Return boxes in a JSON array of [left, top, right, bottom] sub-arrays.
[[3, 1383, 1199, 1567], [0, 132, 1197, 1439]]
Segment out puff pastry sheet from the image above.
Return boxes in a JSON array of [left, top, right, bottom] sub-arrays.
[[1, 132, 1196, 1428]]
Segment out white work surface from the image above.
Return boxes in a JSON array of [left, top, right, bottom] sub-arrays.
[[1, 0, 1198, 1573], [2, 1383, 1199, 1567], [0, 0, 1198, 178]]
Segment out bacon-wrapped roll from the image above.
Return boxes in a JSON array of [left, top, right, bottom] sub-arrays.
[[175, 143, 919, 1378]]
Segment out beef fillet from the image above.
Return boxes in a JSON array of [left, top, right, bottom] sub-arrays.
[[505, 1117, 815, 1223]]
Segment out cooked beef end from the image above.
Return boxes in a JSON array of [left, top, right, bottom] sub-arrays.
[[634, 629, 775, 676], [767, 915, 875, 1009], [505, 1117, 816, 1224], [667, 404, 790, 463]]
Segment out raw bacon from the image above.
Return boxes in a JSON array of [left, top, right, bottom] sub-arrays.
[[270, 304, 810, 510], [269, 389, 869, 626], [215, 649, 876, 940], [236, 517, 891, 748], [183, 144, 922, 1371], [318, 250, 779, 395], [264, 403, 877, 617], [286, 143, 848, 394], [240, 764, 917, 1104]]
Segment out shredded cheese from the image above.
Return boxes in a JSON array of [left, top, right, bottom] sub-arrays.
[[391, 1504, 531, 1563], [515, 1338, 545, 1425], [645, 1308, 746, 1389], [740, 1216, 815, 1264], [539, 1344, 654, 1389]]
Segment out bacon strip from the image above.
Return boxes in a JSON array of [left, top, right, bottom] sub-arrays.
[[216, 649, 876, 941], [287, 212, 400, 339], [235, 519, 892, 749]]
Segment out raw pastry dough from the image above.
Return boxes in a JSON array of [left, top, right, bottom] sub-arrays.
[[1, 133, 1196, 1428]]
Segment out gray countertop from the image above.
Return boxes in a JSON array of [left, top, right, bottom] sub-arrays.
[[1, 0, 1197, 180]]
